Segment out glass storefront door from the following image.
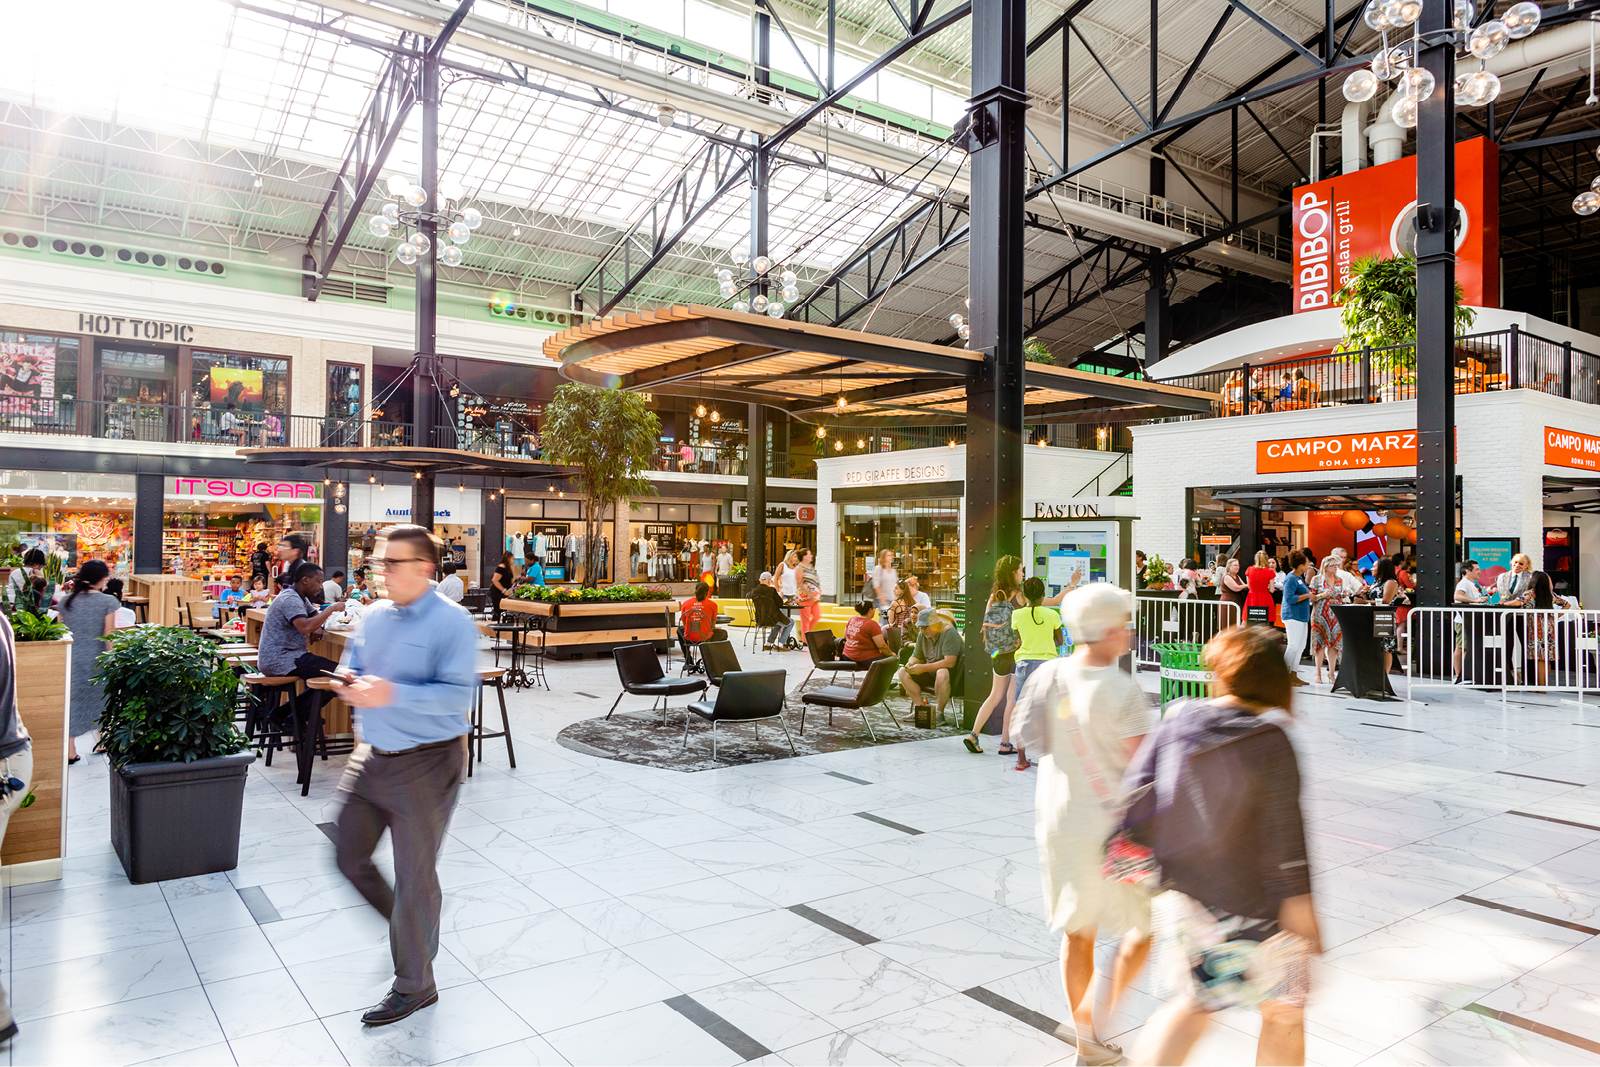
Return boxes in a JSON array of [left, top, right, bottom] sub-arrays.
[[98, 345, 177, 441], [839, 498, 961, 602]]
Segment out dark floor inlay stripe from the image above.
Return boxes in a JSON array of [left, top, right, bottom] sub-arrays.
[[1496, 770, 1587, 787], [1464, 1004, 1600, 1055], [1506, 810, 1600, 832], [854, 811, 923, 835], [316, 821, 339, 843], [788, 903, 879, 946], [963, 987, 1075, 1044], [826, 771, 873, 785], [664, 994, 772, 1061], [236, 885, 282, 925], [1361, 722, 1426, 733], [573, 691, 598, 699], [1347, 706, 1405, 717], [1570, 722, 1600, 729], [1457, 894, 1600, 936]]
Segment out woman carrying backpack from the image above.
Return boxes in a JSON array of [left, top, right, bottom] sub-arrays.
[[964, 555, 1027, 769]]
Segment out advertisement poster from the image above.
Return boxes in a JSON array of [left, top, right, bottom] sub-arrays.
[[209, 366, 264, 407], [1464, 537, 1518, 589], [0, 340, 57, 401], [1290, 136, 1499, 312]]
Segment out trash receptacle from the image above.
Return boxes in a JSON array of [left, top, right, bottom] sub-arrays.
[[1153, 641, 1211, 713]]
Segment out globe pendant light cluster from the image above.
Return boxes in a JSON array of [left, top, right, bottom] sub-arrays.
[[716, 248, 800, 318], [946, 298, 973, 346], [368, 175, 483, 269], [1575, 145, 1600, 216], [1342, 0, 1544, 127]]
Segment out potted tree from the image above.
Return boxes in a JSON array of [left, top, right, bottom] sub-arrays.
[[539, 382, 661, 588], [1334, 254, 1475, 400], [96, 626, 254, 884], [3, 611, 67, 871]]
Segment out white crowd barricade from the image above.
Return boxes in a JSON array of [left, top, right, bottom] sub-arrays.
[[1133, 594, 1241, 669], [1406, 604, 1600, 708]]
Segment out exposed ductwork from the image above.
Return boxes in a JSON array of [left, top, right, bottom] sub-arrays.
[[1342, 99, 1370, 173]]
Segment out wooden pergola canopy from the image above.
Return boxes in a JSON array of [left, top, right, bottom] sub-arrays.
[[543, 305, 1214, 422]]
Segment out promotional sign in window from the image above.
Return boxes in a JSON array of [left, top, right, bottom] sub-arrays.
[[1291, 136, 1498, 313], [0, 340, 56, 401]]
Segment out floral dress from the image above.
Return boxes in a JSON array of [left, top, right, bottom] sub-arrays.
[[1309, 573, 1343, 655]]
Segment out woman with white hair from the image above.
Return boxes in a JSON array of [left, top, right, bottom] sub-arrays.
[[1011, 583, 1155, 1066]]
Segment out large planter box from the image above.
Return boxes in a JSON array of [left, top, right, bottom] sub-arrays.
[[500, 598, 677, 660], [3, 637, 70, 882], [110, 752, 255, 884]]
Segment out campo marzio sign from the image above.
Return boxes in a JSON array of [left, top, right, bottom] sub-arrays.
[[1545, 426, 1600, 472], [1257, 429, 1418, 474], [1291, 137, 1499, 313]]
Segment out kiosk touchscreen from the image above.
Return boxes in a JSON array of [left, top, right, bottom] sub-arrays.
[[1026, 520, 1122, 598]]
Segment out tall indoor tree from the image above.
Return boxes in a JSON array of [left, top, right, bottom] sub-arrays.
[[539, 383, 660, 587], [1334, 253, 1475, 372]]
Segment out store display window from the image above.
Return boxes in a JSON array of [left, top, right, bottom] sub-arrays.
[[162, 496, 322, 595], [839, 498, 961, 602], [0, 329, 80, 433], [0, 472, 136, 582], [97, 346, 176, 441], [189, 350, 289, 446], [627, 502, 726, 582]]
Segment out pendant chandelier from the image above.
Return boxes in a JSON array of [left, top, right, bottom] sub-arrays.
[[367, 175, 483, 269], [716, 249, 799, 318]]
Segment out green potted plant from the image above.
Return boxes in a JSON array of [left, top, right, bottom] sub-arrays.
[[721, 560, 747, 598], [96, 626, 254, 884], [539, 383, 661, 588], [1143, 554, 1175, 590], [1334, 254, 1476, 398]]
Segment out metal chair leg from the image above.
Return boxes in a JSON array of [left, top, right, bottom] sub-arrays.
[[802, 667, 815, 689], [682, 714, 692, 751], [778, 714, 797, 754], [605, 692, 624, 720], [858, 708, 878, 742], [712, 721, 719, 761], [882, 701, 902, 730], [798, 705, 807, 734], [496, 680, 516, 769]]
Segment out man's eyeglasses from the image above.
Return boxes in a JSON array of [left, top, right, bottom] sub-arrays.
[[369, 556, 428, 570]]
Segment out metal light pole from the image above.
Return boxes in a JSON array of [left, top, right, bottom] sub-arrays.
[[411, 46, 440, 530], [1413, 1, 1457, 607]]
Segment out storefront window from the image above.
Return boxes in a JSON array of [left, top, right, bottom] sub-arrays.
[[839, 498, 960, 602], [0, 472, 136, 585], [163, 479, 322, 589], [98, 346, 176, 441], [0, 330, 80, 433], [189, 350, 289, 446]]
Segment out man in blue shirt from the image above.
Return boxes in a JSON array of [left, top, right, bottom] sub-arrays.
[[332, 524, 479, 1027]]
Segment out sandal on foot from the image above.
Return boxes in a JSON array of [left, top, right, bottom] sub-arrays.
[[1014, 759, 1032, 772], [962, 734, 982, 754], [1076, 1038, 1123, 1066], [997, 743, 1016, 756]]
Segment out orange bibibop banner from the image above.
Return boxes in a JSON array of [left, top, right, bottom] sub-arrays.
[[1291, 137, 1499, 313]]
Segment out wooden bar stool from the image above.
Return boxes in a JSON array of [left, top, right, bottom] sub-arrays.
[[241, 673, 303, 771], [468, 667, 517, 777], [122, 595, 150, 623]]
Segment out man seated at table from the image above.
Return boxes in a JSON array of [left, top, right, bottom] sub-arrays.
[[842, 601, 892, 663], [258, 564, 347, 726], [436, 561, 465, 603], [322, 570, 347, 606], [751, 571, 794, 650], [677, 581, 726, 669], [896, 608, 962, 717]]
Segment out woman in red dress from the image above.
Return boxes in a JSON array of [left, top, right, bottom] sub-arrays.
[[1244, 550, 1278, 624]]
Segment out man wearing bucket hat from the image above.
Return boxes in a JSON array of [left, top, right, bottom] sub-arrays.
[[896, 607, 962, 719]]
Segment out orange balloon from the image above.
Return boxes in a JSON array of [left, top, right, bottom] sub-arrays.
[[1339, 509, 1369, 532], [1388, 507, 1410, 517], [1384, 517, 1411, 539], [1404, 527, 1418, 544]]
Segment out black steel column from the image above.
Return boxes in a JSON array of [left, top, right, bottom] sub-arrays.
[[322, 479, 349, 576], [1144, 252, 1170, 368], [747, 402, 768, 586], [1414, 0, 1457, 608], [481, 487, 504, 591], [133, 472, 164, 574], [963, 0, 1028, 704], [410, 46, 441, 530]]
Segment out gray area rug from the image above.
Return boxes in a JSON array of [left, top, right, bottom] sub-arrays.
[[556, 687, 964, 772]]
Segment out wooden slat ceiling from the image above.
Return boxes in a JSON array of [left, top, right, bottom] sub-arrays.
[[543, 305, 1214, 419]]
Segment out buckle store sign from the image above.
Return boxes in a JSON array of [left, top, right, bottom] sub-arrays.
[[167, 477, 317, 501], [731, 502, 816, 524]]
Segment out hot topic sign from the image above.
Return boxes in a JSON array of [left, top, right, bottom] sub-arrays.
[[1291, 137, 1498, 313], [1544, 426, 1600, 471], [1257, 429, 1417, 473]]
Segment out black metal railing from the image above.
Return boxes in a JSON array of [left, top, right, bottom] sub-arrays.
[[0, 398, 294, 446], [1159, 326, 1600, 418]]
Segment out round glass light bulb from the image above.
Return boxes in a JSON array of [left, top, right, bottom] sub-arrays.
[[1364, 2, 1394, 31], [751, 294, 768, 312], [1379, 0, 1410, 25], [1591, 175, 1600, 192], [1399, 66, 1435, 101], [709, 409, 720, 423], [1574, 190, 1600, 216], [1391, 94, 1420, 129], [1452, 0, 1474, 30], [1469, 20, 1509, 59], [460, 205, 483, 229], [766, 301, 785, 318], [1372, 47, 1405, 81], [781, 285, 799, 303], [408, 231, 431, 254], [395, 241, 419, 266], [385, 174, 410, 198], [715, 268, 733, 282], [731, 300, 749, 313], [957, 323, 971, 340], [731, 247, 749, 266], [1464, 68, 1502, 105], [380, 202, 401, 224], [833, 438, 844, 452], [779, 269, 797, 286], [404, 184, 428, 208], [695, 403, 707, 417], [1502, 1, 1540, 38], [948, 312, 965, 328], [367, 215, 394, 238], [815, 425, 826, 438], [835, 394, 847, 410], [719, 283, 737, 299], [1343, 69, 1379, 103], [439, 244, 464, 268], [751, 255, 772, 275], [448, 220, 472, 245], [437, 176, 463, 204], [1395, 0, 1422, 23]]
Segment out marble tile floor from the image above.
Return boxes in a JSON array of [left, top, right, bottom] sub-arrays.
[[10, 638, 1600, 1066]]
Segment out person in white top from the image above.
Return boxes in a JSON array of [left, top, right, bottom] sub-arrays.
[[322, 570, 347, 606], [436, 561, 465, 603], [715, 546, 733, 577], [1011, 584, 1153, 1067], [1452, 558, 1487, 683], [869, 549, 898, 610], [905, 574, 933, 611], [776, 550, 800, 600]]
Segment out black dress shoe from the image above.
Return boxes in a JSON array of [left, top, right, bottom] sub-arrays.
[[0, 1020, 17, 1044], [361, 987, 439, 1027]]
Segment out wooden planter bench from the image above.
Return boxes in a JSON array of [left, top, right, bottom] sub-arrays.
[[499, 598, 677, 660]]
